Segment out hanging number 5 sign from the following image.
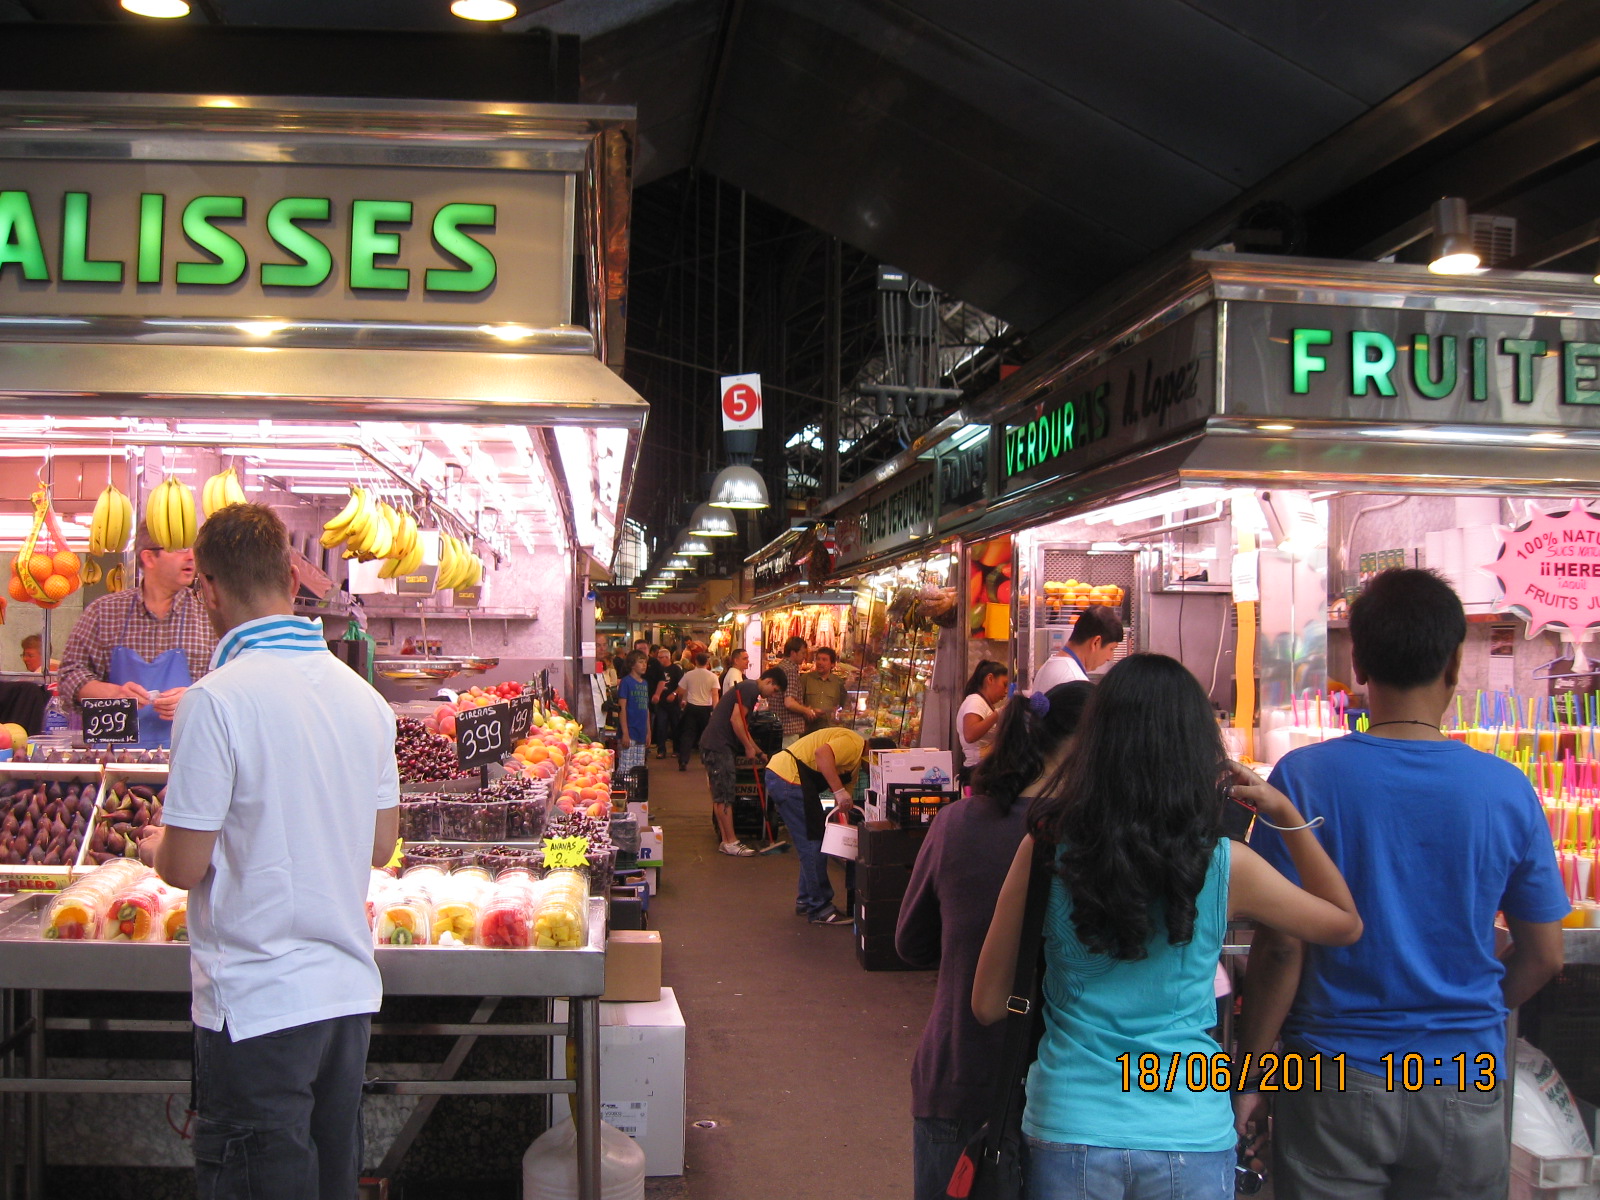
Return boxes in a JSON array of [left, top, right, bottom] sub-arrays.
[[720, 373, 763, 431], [455, 703, 509, 769], [81, 697, 139, 745]]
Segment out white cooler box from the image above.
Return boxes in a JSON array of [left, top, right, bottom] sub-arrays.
[[553, 987, 686, 1176]]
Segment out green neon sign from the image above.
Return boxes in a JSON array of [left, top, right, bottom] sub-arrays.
[[1287, 326, 1600, 407], [0, 188, 499, 296]]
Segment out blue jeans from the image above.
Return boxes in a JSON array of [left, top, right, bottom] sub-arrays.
[[914, 1117, 982, 1200], [1025, 1138, 1233, 1200], [764, 770, 833, 914]]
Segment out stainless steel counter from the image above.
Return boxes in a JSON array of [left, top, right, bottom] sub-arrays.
[[0, 891, 609, 1200]]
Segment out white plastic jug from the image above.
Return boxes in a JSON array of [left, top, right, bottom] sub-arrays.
[[522, 1116, 645, 1200]]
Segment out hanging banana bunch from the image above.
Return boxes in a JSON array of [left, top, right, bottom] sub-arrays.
[[104, 565, 126, 593], [201, 467, 248, 518], [378, 509, 424, 579], [434, 534, 482, 592], [320, 487, 373, 551], [88, 484, 134, 556], [145, 478, 197, 551], [82, 560, 103, 585]]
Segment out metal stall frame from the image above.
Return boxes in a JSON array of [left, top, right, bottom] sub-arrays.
[[0, 893, 609, 1200]]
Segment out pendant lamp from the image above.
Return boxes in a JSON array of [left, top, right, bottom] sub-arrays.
[[708, 464, 769, 510], [689, 504, 738, 537]]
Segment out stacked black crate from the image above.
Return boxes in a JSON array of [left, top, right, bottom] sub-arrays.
[[853, 823, 931, 971]]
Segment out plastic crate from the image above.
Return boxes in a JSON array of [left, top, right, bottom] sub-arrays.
[[1516, 1145, 1593, 1196]]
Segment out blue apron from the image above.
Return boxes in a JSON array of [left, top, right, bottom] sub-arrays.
[[107, 593, 195, 749]]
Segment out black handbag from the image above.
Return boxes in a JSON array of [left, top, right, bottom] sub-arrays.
[[945, 838, 1054, 1200]]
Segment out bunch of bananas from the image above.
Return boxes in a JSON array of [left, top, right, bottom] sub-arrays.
[[87, 485, 134, 556], [104, 565, 126, 593], [201, 467, 248, 518], [320, 488, 425, 574], [145, 478, 197, 551], [435, 534, 483, 592], [378, 509, 424, 579]]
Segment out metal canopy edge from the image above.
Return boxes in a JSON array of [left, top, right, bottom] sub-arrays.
[[0, 341, 649, 428]]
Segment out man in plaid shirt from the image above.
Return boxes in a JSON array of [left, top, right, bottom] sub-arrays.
[[59, 528, 218, 747], [776, 636, 812, 748]]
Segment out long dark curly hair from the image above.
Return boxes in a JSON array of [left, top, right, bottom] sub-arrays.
[[971, 682, 1094, 815], [1027, 654, 1225, 961]]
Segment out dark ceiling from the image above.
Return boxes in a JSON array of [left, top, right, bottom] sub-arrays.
[[11, 0, 1600, 558]]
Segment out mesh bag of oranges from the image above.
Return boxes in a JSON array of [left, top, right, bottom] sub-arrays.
[[9, 486, 81, 610]]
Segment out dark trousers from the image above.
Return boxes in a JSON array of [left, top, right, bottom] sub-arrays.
[[651, 701, 679, 754], [677, 704, 713, 765], [193, 1013, 371, 1200]]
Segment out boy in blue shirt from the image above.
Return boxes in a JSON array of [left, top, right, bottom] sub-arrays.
[[1237, 568, 1567, 1200], [617, 651, 651, 775]]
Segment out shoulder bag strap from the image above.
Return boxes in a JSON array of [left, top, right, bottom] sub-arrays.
[[982, 836, 1054, 1158]]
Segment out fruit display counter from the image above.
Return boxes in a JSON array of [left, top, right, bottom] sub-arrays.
[[0, 885, 610, 1200]]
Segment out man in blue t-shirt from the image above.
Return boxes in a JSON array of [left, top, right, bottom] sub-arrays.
[[617, 651, 652, 775], [1237, 568, 1567, 1200]]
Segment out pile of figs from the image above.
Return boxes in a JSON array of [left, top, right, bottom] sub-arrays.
[[0, 778, 95, 867]]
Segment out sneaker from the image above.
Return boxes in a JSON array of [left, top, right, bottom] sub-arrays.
[[718, 842, 756, 857], [795, 904, 809, 916], [809, 906, 851, 926]]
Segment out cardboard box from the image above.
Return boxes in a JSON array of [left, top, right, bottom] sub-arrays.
[[868, 748, 954, 797], [636, 825, 664, 866], [602, 930, 662, 1002], [626, 801, 650, 826], [858, 822, 930, 867], [553, 987, 686, 1176]]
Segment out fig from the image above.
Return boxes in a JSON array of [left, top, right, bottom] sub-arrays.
[[41, 849, 60, 866], [26, 846, 42, 864], [91, 826, 107, 850], [78, 794, 95, 819], [2, 814, 15, 836], [106, 832, 125, 855], [18, 817, 33, 841]]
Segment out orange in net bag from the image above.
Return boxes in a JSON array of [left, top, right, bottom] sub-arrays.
[[11, 486, 80, 610]]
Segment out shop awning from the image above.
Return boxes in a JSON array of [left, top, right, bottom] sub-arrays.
[[966, 419, 1600, 538], [0, 341, 649, 430]]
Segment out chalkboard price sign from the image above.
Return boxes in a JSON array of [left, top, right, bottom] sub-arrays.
[[456, 703, 509, 769], [509, 694, 535, 743], [82, 697, 139, 745]]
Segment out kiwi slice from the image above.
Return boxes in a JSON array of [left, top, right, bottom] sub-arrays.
[[391, 927, 413, 946]]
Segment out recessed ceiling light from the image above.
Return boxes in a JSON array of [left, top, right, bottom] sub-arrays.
[[122, 0, 189, 14], [451, 0, 517, 20]]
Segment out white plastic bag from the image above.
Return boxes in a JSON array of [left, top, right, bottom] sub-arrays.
[[1514, 1038, 1594, 1160]]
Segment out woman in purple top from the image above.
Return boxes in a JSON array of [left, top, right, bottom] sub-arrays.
[[896, 681, 1095, 1200]]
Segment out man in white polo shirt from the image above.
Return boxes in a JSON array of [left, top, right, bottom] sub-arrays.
[[140, 504, 399, 1200]]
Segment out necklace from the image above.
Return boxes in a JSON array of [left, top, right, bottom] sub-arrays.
[[1366, 720, 1442, 732]]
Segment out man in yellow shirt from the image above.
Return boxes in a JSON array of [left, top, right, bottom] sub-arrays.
[[766, 727, 896, 924]]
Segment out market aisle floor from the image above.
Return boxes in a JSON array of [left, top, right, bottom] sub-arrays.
[[640, 753, 936, 1200]]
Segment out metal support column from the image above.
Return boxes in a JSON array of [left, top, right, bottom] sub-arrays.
[[572, 996, 602, 1200], [822, 236, 842, 500]]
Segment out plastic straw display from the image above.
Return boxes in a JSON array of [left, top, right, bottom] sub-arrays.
[[1447, 690, 1600, 909]]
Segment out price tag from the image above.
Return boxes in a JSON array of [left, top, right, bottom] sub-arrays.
[[82, 697, 139, 744], [542, 835, 590, 870], [509, 694, 535, 743], [455, 703, 509, 769]]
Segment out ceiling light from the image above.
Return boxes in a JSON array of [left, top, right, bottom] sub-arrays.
[[688, 503, 737, 537], [665, 557, 692, 571], [451, 0, 517, 19], [121, 0, 189, 15], [1259, 423, 1296, 433], [677, 536, 713, 557], [708, 464, 770, 510], [1428, 198, 1480, 275]]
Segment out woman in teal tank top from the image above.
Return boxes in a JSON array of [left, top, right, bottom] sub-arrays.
[[975, 654, 1364, 1200]]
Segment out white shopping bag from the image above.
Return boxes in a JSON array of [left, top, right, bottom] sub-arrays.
[[820, 810, 858, 860]]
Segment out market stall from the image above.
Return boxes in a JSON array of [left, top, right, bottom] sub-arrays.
[[0, 89, 646, 1198]]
